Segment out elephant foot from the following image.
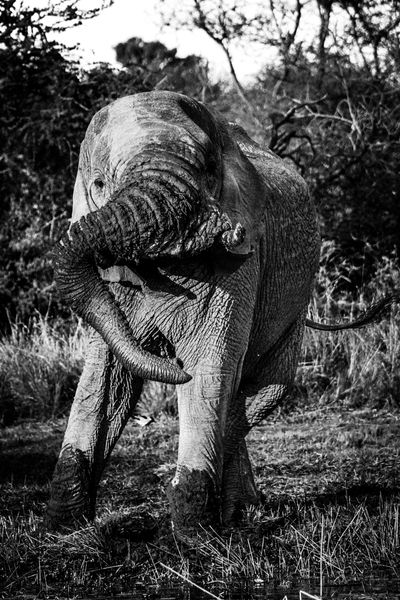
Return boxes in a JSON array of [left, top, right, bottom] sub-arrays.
[[46, 444, 94, 531], [221, 439, 260, 525], [166, 467, 220, 537]]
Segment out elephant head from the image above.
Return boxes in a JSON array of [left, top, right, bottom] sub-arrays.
[[53, 92, 268, 384]]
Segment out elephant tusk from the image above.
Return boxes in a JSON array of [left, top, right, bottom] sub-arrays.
[[98, 265, 145, 287]]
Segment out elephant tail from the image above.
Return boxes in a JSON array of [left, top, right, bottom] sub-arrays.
[[306, 293, 400, 331]]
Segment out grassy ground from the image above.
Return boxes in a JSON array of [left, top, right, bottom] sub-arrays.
[[1, 406, 400, 598]]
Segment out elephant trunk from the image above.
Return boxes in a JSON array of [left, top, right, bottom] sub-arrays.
[[53, 183, 195, 384]]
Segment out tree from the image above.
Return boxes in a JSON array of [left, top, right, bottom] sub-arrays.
[[0, 0, 150, 328], [115, 36, 216, 101]]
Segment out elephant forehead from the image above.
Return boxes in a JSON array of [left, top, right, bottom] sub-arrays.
[[106, 126, 204, 180], [96, 95, 211, 155], [84, 94, 218, 181], [85, 106, 110, 151], [109, 92, 212, 133], [86, 123, 196, 180]]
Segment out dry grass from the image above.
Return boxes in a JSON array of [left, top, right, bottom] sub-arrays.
[[297, 245, 400, 411], [0, 315, 86, 423], [299, 316, 400, 409]]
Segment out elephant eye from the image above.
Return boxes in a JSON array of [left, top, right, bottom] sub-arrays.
[[90, 178, 106, 207], [93, 178, 105, 190]]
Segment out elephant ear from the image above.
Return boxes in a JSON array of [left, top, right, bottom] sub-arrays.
[[71, 142, 91, 224], [217, 122, 272, 255], [218, 121, 305, 255]]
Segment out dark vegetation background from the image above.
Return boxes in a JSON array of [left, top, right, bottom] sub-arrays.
[[1, 0, 400, 423]]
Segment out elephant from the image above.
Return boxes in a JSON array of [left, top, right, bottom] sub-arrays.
[[46, 90, 326, 533]]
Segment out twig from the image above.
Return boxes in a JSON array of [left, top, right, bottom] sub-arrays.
[[300, 591, 321, 600], [160, 562, 222, 600]]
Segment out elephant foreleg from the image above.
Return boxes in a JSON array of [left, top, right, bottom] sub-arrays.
[[167, 358, 245, 535], [46, 330, 142, 529]]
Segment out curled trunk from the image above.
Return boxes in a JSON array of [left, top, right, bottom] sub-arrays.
[[53, 187, 192, 384], [53, 176, 237, 384]]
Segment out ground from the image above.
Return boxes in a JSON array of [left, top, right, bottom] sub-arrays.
[[1, 405, 400, 599]]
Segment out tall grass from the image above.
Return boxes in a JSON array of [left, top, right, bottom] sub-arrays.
[[299, 243, 400, 409], [0, 315, 86, 423], [175, 497, 400, 582]]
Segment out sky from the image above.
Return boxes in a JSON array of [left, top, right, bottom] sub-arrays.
[[38, 0, 267, 81]]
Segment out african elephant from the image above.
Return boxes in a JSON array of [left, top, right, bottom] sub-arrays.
[[47, 91, 321, 533]]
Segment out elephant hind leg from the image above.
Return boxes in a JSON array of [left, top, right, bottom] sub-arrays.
[[221, 438, 259, 524], [221, 386, 291, 526], [221, 314, 306, 524]]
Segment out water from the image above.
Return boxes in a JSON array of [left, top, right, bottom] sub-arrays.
[[90, 578, 400, 599]]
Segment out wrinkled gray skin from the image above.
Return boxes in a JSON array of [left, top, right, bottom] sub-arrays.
[[47, 91, 320, 534]]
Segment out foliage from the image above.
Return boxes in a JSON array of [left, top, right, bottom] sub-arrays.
[[115, 36, 220, 101], [252, 57, 400, 254], [0, 0, 151, 329], [297, 244, 400, 411], [163, 0, 400, 264]]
